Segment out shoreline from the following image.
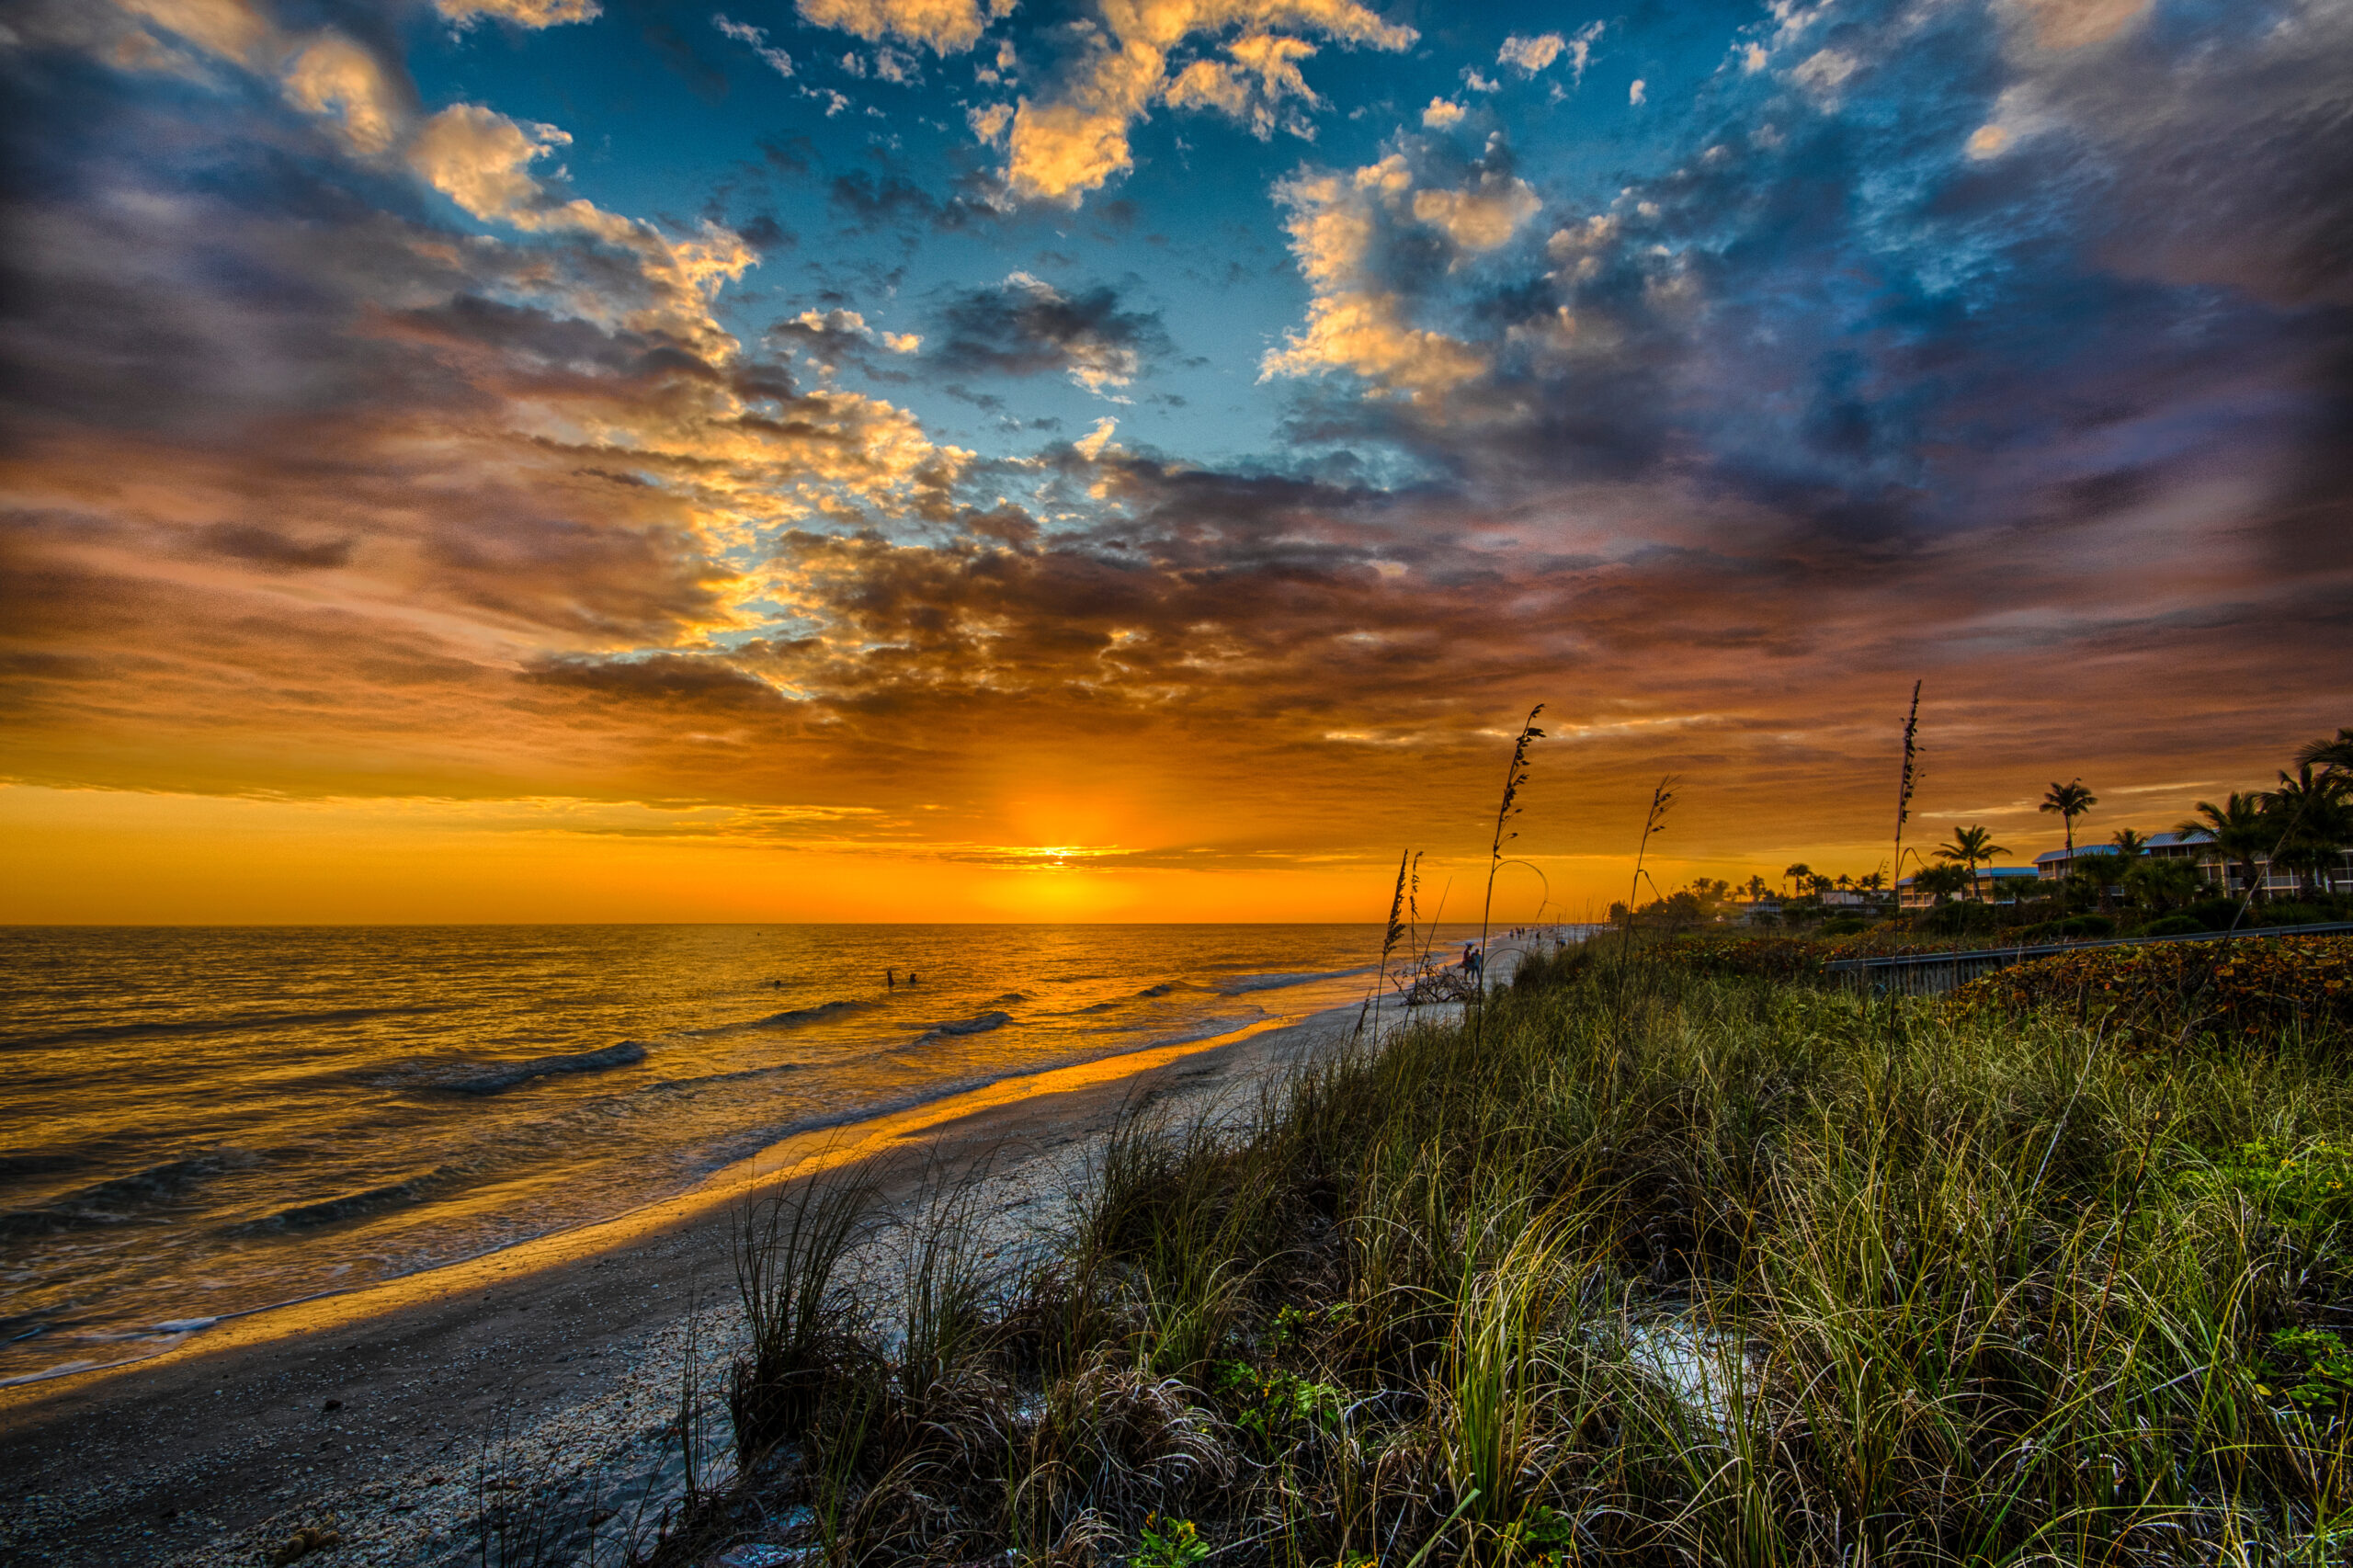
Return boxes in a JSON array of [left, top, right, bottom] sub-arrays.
[[1, 1005, 1340, 1400], [0, 995, 1384, 1566]]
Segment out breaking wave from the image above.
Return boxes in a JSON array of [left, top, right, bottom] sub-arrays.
[[915, 1011, 1013, 1044]]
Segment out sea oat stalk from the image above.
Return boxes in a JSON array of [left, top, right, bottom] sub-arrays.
[[1478, 707, 1546, 1003], [1892, 680, 1922, 913], [1620, 775, 1677, 958]]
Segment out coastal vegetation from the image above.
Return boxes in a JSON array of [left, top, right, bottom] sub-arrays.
[[1615, 723, 2353, 941], [622, 932, 2353, 1568]]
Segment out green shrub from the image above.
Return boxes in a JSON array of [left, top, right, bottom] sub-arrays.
[[2139, 914, 2205, 937], [2188, 897, 2247, 931], [1920, 900, 1997, 935], [1951, 932, 2353, 1040], [1136, 1516, 1211, 1568]]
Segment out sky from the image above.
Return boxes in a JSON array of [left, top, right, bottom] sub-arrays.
[[1, 0, 2348, 924]]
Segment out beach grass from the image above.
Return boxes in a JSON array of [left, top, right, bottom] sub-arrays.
[[653, 942, 2353, 1567]]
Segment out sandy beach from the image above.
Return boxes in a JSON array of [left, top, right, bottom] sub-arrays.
[[0, 1001, 1373, 1567]]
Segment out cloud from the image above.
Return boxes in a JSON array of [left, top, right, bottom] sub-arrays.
[[794, 0, 1006, 55], [1258, 142, 1543, 404], [437, 0, 603, 27], [1421, 97, 1464, 130], [1260, 157, 1487, 403], [195, 524, 356, 572], [1003, 0, 1416, 205], [1628, 78, 1645, 106], [713, 13, 794, 76], [968, 101, 1014, 142], [527, 653, 790, 708], [407, 105, 758, 355], [927, 273, 1169, 394], [1495, 33, 1563, 75], [279, 34, 406, 153], [1074, 416, 1119, 459], [11, 0, 2353, 903], [2003, 0, 2152, 52], [1163, 31, 1322, 140], [92, 2, 414, 158], [1410, 171, 1540, 253], [1973, 0, 2353, 306], [771, 309, 924, 359]]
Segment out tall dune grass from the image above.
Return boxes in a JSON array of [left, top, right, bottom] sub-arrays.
[[663, 948, 2353, 1567]]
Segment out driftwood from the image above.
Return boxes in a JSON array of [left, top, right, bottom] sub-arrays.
[[1395, 967, 1479, 1006]]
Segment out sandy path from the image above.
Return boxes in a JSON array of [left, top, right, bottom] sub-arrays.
[[0, 1004, 1374, 1567]]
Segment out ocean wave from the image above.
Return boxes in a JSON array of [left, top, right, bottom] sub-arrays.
[[234, 1174, 438, 1232], [682, 999, 870, 1037], [986, 992, 1028, 1004], [424, 1040, 649, 1096], [1136, 982, 1180, 997], [0, 1005, 442, 1051], [0, 1153, 237, 1235], [915, 1010, 1013, 1044], [1217, 965, 1377, 994], [757, 1000, 870, 1028]]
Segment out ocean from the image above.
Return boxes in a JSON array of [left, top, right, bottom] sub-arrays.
[[0, 923, 1538, 1385]]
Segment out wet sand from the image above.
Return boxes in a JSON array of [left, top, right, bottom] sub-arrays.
[[0, 1003, 1371, 1567]]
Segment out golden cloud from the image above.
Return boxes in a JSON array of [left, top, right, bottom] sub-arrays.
[[1004, 0, 1415, 204], [1259, 152, 1539, 402], [280, 34, 404, 153], [795, 0, 1008, 54], [1410, 172, 1540, 253], [2004, 0, 2152, 51], [435, 0, 603, 28]]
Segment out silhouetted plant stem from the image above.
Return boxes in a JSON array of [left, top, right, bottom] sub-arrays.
[[1620, 775, 1677, 965], [1477, 706, 1546, 1029]]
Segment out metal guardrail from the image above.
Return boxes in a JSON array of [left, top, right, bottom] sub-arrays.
[[1821, 921, 2353, 996]]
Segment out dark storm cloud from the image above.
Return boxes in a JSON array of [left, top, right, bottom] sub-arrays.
[[925, 275, 1171, 392]]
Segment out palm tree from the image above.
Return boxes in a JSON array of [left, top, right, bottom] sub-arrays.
[[2040, 778, 2097, 858], [1835, 873, 1854, 892], [2263, 764, 2353, 900], [1782, 862, 1812, 899], [1934, 824, 2010, 900], [2294, 727, 2353, 775], [2097, 827, 2150, 914], [1744, 874, 1770, 903], [2177, 792, 2273, 903], [1914, 863, 1972, 905]]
